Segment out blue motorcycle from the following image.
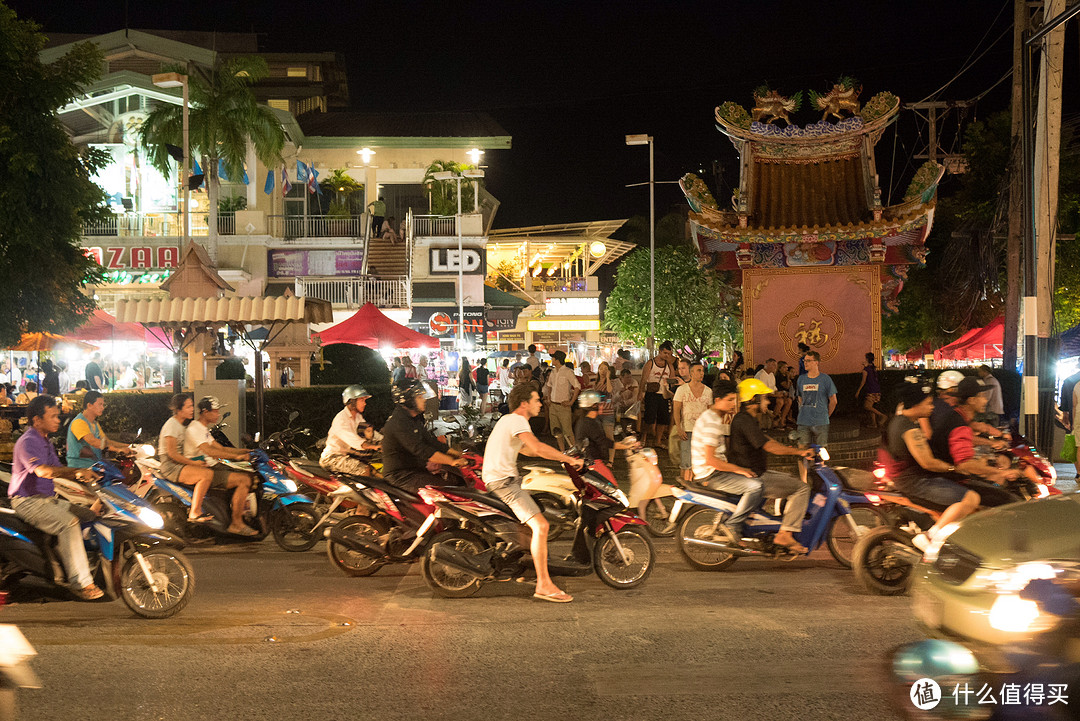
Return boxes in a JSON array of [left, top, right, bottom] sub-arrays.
[[670, 446, 886, 570], [0, 461, 194, 618], [135, 448, 317, 551]]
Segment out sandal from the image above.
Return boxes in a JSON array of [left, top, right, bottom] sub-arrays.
[[71, 584, 104, 601], [188, 513, 214, 524], [533, 590, 573, 603], [227, 524, 260, 537], [774, 538, 808, 555]]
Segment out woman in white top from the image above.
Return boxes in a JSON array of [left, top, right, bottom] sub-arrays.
[[156, 393, 214, 524], [673, 362, 713, 482]]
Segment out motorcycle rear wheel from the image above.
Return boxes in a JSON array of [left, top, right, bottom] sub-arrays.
[[421, 529, 488, 598], [825, 503, 888, 569], [676, 507, 738, 571], [326, 516, 388, 577], [270, 504, 320, 552], [593, 526, 654, 589], [119, 549, 195, 619], [851, 526, 917, 596]]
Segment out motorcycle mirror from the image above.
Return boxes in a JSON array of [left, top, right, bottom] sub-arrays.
[[221, 411, 232, 420], [288, 410, 300, 422]]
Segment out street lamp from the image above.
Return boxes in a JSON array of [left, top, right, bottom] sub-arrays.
[[152, 72, 190, 250], [433, 168, 485, 350], [626, 133, 655, 354]]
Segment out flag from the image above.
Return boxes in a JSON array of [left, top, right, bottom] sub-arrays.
[[263, 169, 275, 195], [187, 158, 204, 191], [296, 160, 309, 184], [164, 144, 184, 162], [280, 165, 292, 196], [307, 167, 319, 195], [218, 159, 230, 182]]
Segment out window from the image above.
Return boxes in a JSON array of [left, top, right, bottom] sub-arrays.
[[287, 67, 307, 78], [267, 99, 290, 111]]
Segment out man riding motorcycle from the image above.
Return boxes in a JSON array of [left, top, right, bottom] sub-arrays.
[[930, 370, 1010, 450], [381, 381, 466, 493], [184, 396, 259, 536], [320, 385, 382, 477], [573, 390, 635, 464]]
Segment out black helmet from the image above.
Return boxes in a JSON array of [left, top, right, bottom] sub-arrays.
[[393, 380, 435, 406]]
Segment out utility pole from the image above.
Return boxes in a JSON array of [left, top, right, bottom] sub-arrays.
[[1003, 0, 1027, 375]]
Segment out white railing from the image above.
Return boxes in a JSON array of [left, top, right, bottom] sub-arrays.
[[82, 212, 233, 237], [295, 276, 410, 308], [268, 214, 366, 240], [411, 215, 457, 237]]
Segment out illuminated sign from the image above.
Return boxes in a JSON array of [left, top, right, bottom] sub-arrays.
[[410, 306, 486, 344], [430, 247, 485, 275], [99, 270, 171, 285], [84, 245, 180, 270], [526, 319, 601, 332], [544, 297, 599, 316]]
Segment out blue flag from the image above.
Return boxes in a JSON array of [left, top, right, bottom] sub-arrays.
[[296, 160, 309, 183], [263, 169, 275, 195]]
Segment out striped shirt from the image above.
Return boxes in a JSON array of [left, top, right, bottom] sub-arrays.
[[691, 409, 729, 480]]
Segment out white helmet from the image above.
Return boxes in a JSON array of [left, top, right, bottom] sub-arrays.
[[936, 370, 965, 391], [578, 390, 603, 409], [342, 384, 371, 405]]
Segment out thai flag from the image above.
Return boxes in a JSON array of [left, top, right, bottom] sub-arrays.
[[307, 166, 319, 195], [280, 165, 293, 196]]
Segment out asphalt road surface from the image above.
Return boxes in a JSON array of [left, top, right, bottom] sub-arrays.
[[5, 532, 923, 721]]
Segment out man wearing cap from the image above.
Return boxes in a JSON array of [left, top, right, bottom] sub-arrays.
[[929, 371, 1009, 449], [321, 385, 382, 477], [184, 396, 258, 536], [883, 383, 981, 551]]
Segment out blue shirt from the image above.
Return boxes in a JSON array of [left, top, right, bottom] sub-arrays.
[[10, 427, 60, 497], [796, 373, 837, 427]]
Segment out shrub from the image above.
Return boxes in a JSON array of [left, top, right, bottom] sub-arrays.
[[312, 344, 390, 388]]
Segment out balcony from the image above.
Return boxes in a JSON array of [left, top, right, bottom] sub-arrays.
[[82, 212, 235, 238], [268, 214, 366, 241], [411, 213, 484, 238], [295, 275, 410, 309]]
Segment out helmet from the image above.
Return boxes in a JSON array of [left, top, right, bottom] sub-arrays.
[[936, 370, 965, 391], [393, 380, 435, 406], [737, 378, 773, 403], [342, 384, 371, 405], [578, 390, 603, 409]]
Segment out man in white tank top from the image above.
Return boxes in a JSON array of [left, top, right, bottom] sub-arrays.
[[637, 341, 675, 448]]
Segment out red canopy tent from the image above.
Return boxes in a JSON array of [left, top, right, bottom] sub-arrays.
[[905, 341, 933, 362], [315, 303, 437, 349], [933, 326, 984, 361], [942, 316, 1004, 361], [71, 309, 170, 350]]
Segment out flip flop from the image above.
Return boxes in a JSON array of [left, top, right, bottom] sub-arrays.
[[228, 525, 260, 537], [188, 513, 214, 524], [775, 540, 808, 555], [533, 590, 573, 603]]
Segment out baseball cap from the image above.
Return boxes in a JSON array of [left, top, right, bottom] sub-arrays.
[[955, 377, 987, 400], [197, 396, 225, 412], [898, 383, 931, 409]]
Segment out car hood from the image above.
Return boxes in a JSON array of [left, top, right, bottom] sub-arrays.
[[946, 493, 1080, 567]]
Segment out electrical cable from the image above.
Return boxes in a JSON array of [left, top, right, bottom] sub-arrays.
[[914, 0, 1012, 104]]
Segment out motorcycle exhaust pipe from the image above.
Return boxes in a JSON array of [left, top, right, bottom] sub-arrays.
[[431, 545, 491, 579], [682, 537, 762, 557], [325, 526, 384, 559]]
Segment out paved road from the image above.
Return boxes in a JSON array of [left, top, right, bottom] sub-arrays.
[[5, 530, 923, 721]]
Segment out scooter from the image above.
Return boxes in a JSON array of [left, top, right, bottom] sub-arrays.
[[418, 451, 655, 598], [133, 448, 316, 551], [522, 435, 675, 540], [669, 445, 886, 571], [0, 461, 194, 618]]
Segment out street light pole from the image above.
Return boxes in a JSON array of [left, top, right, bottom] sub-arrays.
[[626, 134, 655, 354], [433, 168, 485, 351]]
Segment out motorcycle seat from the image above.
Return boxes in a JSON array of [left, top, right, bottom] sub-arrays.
[[0, 509, 50, 546], [682, 482, 744, 506], [436, 486, 518, 518], [290, 460, 336, 481], [361, 476, 422, 504]]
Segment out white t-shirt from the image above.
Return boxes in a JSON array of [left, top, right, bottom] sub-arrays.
[[157, 416, 188, 461], [183, 419, 218, 466], [690, 409, 730, 480], [754, 369, 777, 392], [482, 413, 532, 484], [525, 354, 540, 370], [674, 383, 713, 431]]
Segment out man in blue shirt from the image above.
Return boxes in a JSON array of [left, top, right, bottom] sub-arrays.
[[795, 351, 837, 447], [9, 395, 103, 600]]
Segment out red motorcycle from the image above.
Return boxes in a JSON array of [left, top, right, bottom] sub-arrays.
[[418, 453, 655, 598]]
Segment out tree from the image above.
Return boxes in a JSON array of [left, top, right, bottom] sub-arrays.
[[0, 3, 107, 346], [604, 246, 741, 359], [423, 160, 480, 215], [318, 167, 363, 217], [140, 56, 285, 260]]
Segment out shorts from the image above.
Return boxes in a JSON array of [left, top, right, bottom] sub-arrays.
[[893, 475, 969, 510], [643, 392, 671, 425], [484, 476, 541, 523], [796, 424, 829, 447], [549, 403, 574, 439], [321, 453, 373, 477], [679, 433, 693, 470], [158, 459, 232, 489]]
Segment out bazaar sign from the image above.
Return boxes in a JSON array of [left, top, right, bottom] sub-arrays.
[[84, 245, 180, 270]]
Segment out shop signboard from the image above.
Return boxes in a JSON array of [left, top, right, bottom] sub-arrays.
[[84, 245, 180, 270], [411, 306, 486, 345], [429, 246, 485, 275], [484, 309, 517, 330], [267, 249, 365, 278]]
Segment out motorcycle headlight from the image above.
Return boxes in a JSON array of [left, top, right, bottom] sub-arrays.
[[818, 447, 830, 462], [282, 478, 298, 493], [136, 507, 165, 530], [613, 488, 629, 507]]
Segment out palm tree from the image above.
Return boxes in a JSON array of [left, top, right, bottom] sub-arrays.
[[423, 160, 479, 215], [140, 56, 285, 260]]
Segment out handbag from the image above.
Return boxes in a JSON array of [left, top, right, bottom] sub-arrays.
[[1063, 433, 1077, 463], [623, 401, 641, 421]]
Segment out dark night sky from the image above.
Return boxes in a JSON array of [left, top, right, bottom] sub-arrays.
[[10, 0, 1024, 228]]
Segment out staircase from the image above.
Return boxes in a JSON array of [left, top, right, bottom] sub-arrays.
[[365, 233, 409, 277]]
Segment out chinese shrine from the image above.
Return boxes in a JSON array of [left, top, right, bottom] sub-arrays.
[[681, 81, 943, 373]]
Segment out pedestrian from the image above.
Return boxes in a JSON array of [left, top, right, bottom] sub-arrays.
[[497, 358, 512, 396], [474, 359, 491, 411], [727, 350, 745, 381], [84, 352, 104, 391], [673, 361, 712, 482], [975, 365, 1004, 426], [796, 343, 810, 375], [391, 357, 407, 387], [578, 361, 595, 390], [366, 196, 386, 238], [457, 356, 474, 408], [525, 344, 541, 372], [637, 341, 676, 448], [402, 356, 417, 380], [754, 358, 779, 428], [795, 351, 837, 448], [1060, 369, 1080, 478], [382, 216, 399, 244], [509, 353, 526, 374], [543, 350, 580, 450], [774, 361, 793, 428], [15, 381, 38, 405], [855, 352, 887, 428], [40, 359, 60, 397]]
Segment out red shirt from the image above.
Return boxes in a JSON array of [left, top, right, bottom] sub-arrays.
[[947, 406, 977, 464]]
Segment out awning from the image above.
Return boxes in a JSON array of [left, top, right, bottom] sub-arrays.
[[941, 316, 1004, 361], [114, 296, 333, 327], [7, 333, 97, 352], [933, 326, 984, 361], [315, 302, 437, 349]]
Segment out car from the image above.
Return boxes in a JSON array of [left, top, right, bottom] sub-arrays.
[[910, 492, 1080, 648]]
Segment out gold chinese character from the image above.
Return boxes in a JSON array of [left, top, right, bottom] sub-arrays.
[[794, 319, 829, 347]]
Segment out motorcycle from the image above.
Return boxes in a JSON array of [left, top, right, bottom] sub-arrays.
[[258, 411, 318, 464], [0, 461, 194, 618], [133, 448, 316, 551], [0, 592, 40, 721], [522, 434, 675, 540], [669, 445, 886, 571], [418, 451, 655, 598], [323, 452, 487, 574]]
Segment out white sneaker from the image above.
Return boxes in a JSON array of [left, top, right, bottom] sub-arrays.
[[911, 533, 931, 552]]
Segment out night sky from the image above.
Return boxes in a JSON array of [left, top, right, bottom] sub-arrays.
[[10, 0, 1025, 229]]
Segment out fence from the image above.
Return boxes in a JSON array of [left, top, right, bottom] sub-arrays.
[[295, 276, 410, 308], [268, 215, 366, 240], [411, 215, 457, 237]]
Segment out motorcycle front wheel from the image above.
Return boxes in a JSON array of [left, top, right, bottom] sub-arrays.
[[420, 529, 488, 598], [642, 497, 676, 537], [825, 503, 888, 569], [676, 507, 738, 571], [119, 549, 195, 618], [593, 526, 654, 589], [326, 516, 388, 577], [851, 526, 917, 596], [270, 504, 320, 552]]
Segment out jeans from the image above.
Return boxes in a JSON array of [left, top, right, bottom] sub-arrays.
[[757, 470, 811, 532], [796, 424, 829, 447], [696, 471, 763, 534], [10, 496, 94, 587]]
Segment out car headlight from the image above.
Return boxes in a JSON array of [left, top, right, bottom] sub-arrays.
[[968, 562, 1059, 592], [989, 594, 1051, 633], [921, 523, 961, 563], [136, 507, 165, 530]]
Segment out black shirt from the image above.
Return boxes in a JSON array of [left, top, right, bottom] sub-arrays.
[[574, 414, 611, 462], [885, 415, 927, 481], [84, 361, 102, 390], [727, 411, 770, 476], [929, 399, 966, 464], [380, 405, 449, 478]]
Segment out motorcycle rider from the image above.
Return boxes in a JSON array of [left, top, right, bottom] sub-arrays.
[[573, 390, 636, 464], [320, 385, 382, 477], [184, 396, 259, 536], [8, 395, 103, 600], [381, 380, 467, 492], [724, 379, 814, 553], [66, 391, 134, 469], [483, 383, 584, 603], [883, 382, 981, 552], [930, 370, 1010, 449]]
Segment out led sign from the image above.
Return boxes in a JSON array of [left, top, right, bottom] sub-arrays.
[[526, 319, 601, 332], [544, 297, 599, 316]]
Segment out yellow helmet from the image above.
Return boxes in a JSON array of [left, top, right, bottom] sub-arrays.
[[737, 378, 773, 403]]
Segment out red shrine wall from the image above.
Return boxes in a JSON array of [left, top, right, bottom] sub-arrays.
[[742, 266, 881, 375]]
